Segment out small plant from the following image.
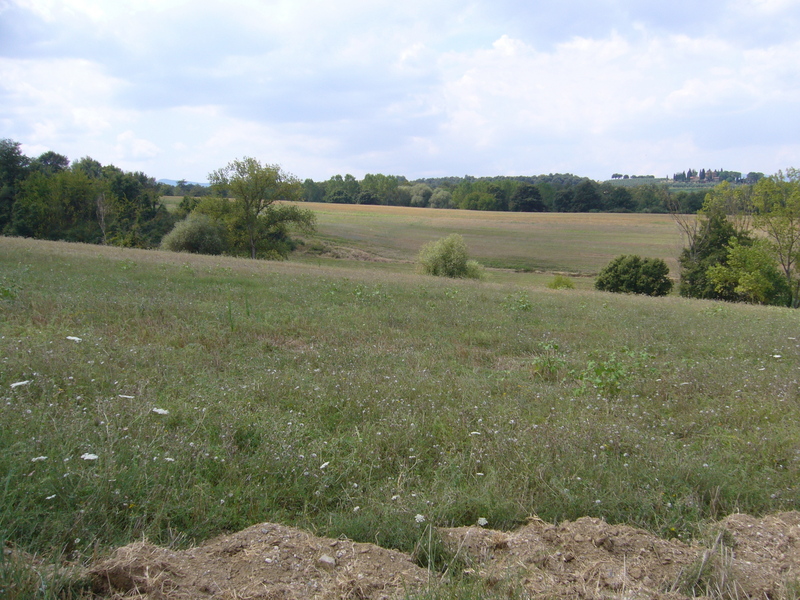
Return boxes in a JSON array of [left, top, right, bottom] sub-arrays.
[[595, 254, 673, 296], [547, 275, 574, 290], [531, 341, 567, 381], [417, 234, 484, 279], [503, 292, 532, 311]]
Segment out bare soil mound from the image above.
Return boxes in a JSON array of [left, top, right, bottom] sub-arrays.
[[86, 512, 800, 599]]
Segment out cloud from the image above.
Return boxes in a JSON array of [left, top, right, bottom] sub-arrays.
[[2, 0, 800, 180]]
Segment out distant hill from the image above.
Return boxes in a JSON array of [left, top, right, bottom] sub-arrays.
[[157, 179, 209, 187]]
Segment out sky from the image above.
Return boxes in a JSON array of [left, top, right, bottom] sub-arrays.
[[1, 0, 799, 183]]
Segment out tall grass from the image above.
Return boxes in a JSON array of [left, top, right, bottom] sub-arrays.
[[1, 237, 798, 577]]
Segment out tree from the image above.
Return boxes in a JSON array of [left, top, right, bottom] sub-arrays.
[[356, 190, 380, 205], [707, 239, 790, 306], [0, 139, 30, 230], [31, 151, 70, 175], [595, 255, 673, 296], [429, 188, 453, 209], [509, 183, 545, 212], [750, 169, 800, 306], [208, 158, 307, 259]]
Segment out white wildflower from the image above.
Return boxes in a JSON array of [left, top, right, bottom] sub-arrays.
[[477, 517, 488, 527], [415, 514, 425, 523]]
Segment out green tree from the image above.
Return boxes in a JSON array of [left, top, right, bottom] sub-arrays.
[[361, 173, 401, 205], [707, 239, 790, 306], [676, 182, 753, 300], [429, 188, 453, 209], [208, 158, 309, 259], [595, 255, 673, 296], [598, 183, 635, 212], [509, 183, 545, 212], [0, 139, 30, 230], [30, 150, 70, 175], [751, 170, 800, 306]]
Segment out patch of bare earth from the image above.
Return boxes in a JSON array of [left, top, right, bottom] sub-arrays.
[[86, 512, 800, 599]]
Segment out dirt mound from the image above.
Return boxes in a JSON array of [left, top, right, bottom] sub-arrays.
[[86, 512, 800, 599], [88, 522, 428, 599]]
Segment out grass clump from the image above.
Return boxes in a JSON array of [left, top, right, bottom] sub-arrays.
[[547, 274, 575, 289], [418, 234, 484, 279]]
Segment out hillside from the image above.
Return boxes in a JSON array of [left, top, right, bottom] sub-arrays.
[[1, 235, 799, 598]]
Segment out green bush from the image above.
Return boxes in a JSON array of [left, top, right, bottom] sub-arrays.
[[160, 214, 228, 255], [595, 254, 673, 296], [547, 275, 575, 290], [417, 234, 483, 279]]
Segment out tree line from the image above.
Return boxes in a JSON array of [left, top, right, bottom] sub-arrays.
[[0, 140, 313, 259], [301, 173, 708, 214], [0, 139, 175, 247]]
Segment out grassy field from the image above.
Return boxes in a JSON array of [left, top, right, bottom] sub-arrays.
[[161, 198, 687, 280], [2, 231, 798, 597]]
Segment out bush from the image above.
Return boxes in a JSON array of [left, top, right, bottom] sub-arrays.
[[160, 214, 228, 255], [417, 234, 484, 279], [547, 275, 575, 290], [595, 254, 673, 296]]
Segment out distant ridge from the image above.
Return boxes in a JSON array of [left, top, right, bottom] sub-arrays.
[[157, 179, 209, 187]]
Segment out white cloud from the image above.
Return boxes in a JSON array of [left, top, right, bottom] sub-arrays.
[[2, 0, 800, 180]]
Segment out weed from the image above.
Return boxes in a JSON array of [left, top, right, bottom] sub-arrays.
[[503, 292, 532, 312]]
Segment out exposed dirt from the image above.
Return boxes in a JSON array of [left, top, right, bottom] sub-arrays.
[[82, 512, 800, 599]]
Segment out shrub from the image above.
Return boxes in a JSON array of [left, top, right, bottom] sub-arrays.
[[595, 254, 673, 296], [160, 214, 228, 255], [547, 275, 575, 290], [417, 234, 484, 279]]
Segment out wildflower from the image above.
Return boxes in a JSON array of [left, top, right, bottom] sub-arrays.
[[477, 517, 488, 527], [415, 514, 425, 523], [152, 408, 169, 415], [81, 453, 99, 461], [66, 336, 82, 342], [10, 380, 31, 388], [31, 456, 48, 462]]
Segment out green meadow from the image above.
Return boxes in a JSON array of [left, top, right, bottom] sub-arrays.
[[1, 207, 799, 596]]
